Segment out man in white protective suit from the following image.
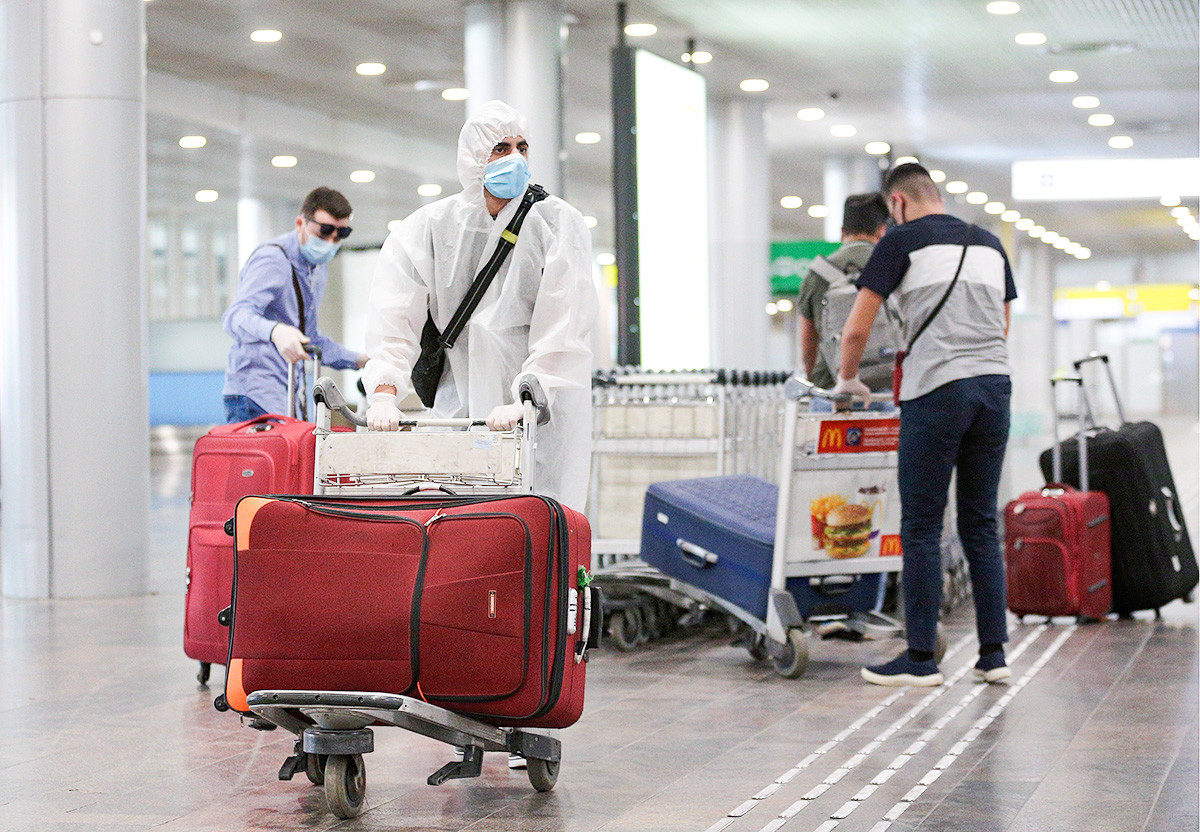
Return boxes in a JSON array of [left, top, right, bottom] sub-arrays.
[[362, 100, 598, 511]]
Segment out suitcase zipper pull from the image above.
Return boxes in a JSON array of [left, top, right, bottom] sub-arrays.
[[424, 509, 446, 528]]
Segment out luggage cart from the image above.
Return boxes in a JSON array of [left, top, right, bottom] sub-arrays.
[[227, 375, 590, 819]]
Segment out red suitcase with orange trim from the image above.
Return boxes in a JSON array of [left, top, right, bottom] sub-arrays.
[[222, 492, 593, 728]]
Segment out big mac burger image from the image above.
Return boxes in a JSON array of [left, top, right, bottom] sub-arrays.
[[822, 503, 873, 559]]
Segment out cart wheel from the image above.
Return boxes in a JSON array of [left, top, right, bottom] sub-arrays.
[[748, 635, 769, 662], [527, 757, 559, 792], [306, 753, 327, 785], [324, 754, 365, 819], [934, 629, 947, 664], [608, 610, 639, 652], [770, 629, 810, 679], [641, 603, 661, 641], [197, 662, 211, 686]]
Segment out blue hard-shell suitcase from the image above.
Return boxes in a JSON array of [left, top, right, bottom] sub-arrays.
[[640, 475, 883, 621]]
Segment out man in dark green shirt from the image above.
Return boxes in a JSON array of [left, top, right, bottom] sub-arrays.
[[796, 192, 890, 388]]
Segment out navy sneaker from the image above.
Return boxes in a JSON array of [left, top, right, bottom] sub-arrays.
[[862, 652, 944, 687], [974, 651, 1011, 683]]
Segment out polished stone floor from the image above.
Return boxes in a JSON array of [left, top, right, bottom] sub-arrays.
[[0, 418, 1196, 832]]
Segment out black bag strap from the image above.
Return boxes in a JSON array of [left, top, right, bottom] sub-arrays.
[[262, 242, 305, 332], [902, 223, 973, 357], [440, 184, 548, 350]]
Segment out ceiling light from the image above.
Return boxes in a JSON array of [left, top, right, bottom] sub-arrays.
[[808, 205, 829, 218], [250, 30, 282, 43], [1015, 32, 1046, 45], [864, 141, 891, 155], [441, 88, 470, 101], [929, 170, 947, 183], [624, 23, 657, 37], [350, 170, 375, 183], [765, 302, 779, 316], [417, 183, 442, 197], [1029, 225, 1045, 237], [797, 107, 825, 121], [1176, 215, 1192, 227], [597, 252, 616, 265], [271, 155, 297, 168], [582, 216, 598, 229], [689, 51, 713, 64], [194, 189, 218, 202], [776, 298, 794, 313], [356, 63, 386, 76], [1042, 230, 1060, 243], [1053, 237, 1070, 249], [894, 156, 919, 165], [1088, 113, 1115, 127], [945, 180, 968, 193], [1170, 207, 1191, 218], [1076, 248, 1092, 259], [178, 135, 206, 149], [1064, 242, 1082, 255], [830, 124, 857, 138], [1049, 70, 1079, 83], [1015, 218, 1034, 230], [1189, 230, 1200, 241], [574, 131, 601, 144], [1160, 195, 1182, 207], [987, 1, 1021, 14], [780, 196, 803, 209], [1072, 95, 1100, 109], [984, 201, 1006, 214], [1108, 135, 1133, 149], [388, 220, 403, 233], [1001, 209, 1021, 222], [740, 79, 769, 92], [966, 191, 988, 204]]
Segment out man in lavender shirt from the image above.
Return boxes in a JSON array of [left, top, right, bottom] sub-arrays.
[[221, 187, 367, 422]]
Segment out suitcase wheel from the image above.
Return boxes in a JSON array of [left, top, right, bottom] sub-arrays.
[[325, 754, 365, 819], [197, 662, 211, 686], [770, 629, 809, 679], [607, 609, 641, 652], [527, 757, 559, 792]]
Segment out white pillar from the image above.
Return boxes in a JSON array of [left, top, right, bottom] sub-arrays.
[[1, 0, 149, 598], [709, 97, 770, 369], [465, 0, 565, 197], [823, 156, 879, 241], [237, 198, 272, 271]]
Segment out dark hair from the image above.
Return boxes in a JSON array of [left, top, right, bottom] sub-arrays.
[[883, 163, 939, 200], [301, 187, 353, 220], [842, 192, 889, 235]]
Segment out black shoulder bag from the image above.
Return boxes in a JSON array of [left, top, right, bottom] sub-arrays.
[[891, 224, 974, 405], [410, 184, 548, 408]]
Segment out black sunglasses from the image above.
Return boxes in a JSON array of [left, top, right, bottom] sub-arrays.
[[306, 217, 353, 241]]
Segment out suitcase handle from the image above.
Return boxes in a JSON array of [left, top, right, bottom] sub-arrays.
[[1049, 375, 1091, 491], [1072, 352, 1127, 425], [1162, 486, 1184, 540], [676, 539, 718, 569]]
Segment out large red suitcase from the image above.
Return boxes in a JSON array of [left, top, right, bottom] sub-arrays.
[[1005, 375, 1112, 620], [222, 493, 592, 728], [184, 414, 319, 679]]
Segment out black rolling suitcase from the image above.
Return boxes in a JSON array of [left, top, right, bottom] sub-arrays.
[[1038, 354, 1197, 616]]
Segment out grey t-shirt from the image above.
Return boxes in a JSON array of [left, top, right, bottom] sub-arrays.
[[795, 240, 876, 388]]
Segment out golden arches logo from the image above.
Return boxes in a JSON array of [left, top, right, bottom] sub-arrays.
[[880, 535, 903, 556], [819, 426, 844, 450]]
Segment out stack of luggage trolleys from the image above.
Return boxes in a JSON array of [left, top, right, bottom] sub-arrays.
[[595, 375, 935, 678], [213, 375, 602, 819], [586, 369, 789, 648]]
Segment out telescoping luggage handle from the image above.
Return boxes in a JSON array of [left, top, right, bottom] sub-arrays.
[[286, 344, 323, 420], [1072, 352, 1127, 427], [1049, 374, 1092, 493]]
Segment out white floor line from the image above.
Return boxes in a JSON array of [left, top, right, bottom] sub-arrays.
[[702, 634, 976, 832], [854, 624, 1077, 832]]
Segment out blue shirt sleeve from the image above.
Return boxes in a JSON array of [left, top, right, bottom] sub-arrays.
[[222, 246, 293, 345], [855, 232, 910, 299]]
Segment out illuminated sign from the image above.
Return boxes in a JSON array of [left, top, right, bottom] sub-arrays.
[[1012, 158, 1200, 201]]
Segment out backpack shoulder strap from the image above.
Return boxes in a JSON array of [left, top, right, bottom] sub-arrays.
[[807, 255, 854, 286]]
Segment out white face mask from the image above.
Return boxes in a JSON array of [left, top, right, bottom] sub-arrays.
[[483, 152, 531, 199]]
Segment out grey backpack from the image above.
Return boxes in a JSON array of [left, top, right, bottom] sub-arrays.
[[811, 256, 904, 391]]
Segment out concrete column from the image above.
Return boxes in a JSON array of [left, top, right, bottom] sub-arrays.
[[708, 97, 769, 369], [1, 0, 148, 598], [465, 0, 565, 196], [823, 156, 879, 241], [237, 198, 271, 271]]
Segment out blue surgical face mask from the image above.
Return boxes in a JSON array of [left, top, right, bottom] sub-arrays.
[[483, 152, 530, 200], [301, 233, 339, 266]]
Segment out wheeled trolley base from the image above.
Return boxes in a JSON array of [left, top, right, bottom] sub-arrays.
[[246, 690, 562, 819]]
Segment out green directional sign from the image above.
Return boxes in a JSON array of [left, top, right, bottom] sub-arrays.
[[770, 240, 840, 295]]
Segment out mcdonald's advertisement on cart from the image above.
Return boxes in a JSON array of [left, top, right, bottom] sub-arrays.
[[784, 414, 903, 564]]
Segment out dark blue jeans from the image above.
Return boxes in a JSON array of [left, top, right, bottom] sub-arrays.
[[223, 395, 268, 424], [898, 375, 1011, 655]]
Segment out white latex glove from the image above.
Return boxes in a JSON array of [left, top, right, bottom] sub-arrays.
[[270, 323, 310, 364], [366, 391, 403, 432], [486, 403, 525, 431], [832, 375, 873, 407]]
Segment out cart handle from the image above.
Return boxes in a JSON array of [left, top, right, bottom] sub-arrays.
[[783, 374, 893, 406]]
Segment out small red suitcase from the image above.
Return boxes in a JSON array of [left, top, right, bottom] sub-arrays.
[[1005, 376, 1112, 620], [223, 493, 593, 728], [184, 414, 320, 682]]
